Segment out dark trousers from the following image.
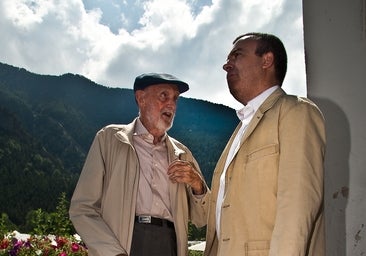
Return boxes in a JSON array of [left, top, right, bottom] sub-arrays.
[[130, 221, 177, 256]]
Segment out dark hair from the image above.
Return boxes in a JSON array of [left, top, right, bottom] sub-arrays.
[[233, 32, 288, 85]]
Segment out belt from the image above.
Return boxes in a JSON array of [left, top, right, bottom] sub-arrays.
[[135, 216, 174, 229]]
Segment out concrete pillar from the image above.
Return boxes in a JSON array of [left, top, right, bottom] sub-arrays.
[[303, 0, 366, 255]]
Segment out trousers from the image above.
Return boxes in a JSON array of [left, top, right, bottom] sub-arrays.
[[130, 220, 177, 256]]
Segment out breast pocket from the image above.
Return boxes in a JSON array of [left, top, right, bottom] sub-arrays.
[[247, 143, 278, 162], [245, 143, 279, 177]]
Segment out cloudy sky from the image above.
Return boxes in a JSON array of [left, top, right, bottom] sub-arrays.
[[0, 0, 306, 109]]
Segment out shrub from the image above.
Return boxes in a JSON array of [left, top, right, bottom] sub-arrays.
[[24, 192, 74, 236], [188, 250, 204, 256], [0, 213, 17, 236]]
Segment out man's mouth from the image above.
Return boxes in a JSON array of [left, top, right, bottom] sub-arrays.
[[227, 72, 237, 79], [162, 111, 173, 119]]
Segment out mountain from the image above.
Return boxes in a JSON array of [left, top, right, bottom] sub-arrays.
[[0, 62, 238, 228]]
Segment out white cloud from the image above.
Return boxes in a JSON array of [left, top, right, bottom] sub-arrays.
[[3, 0, 54, 28], [0, 0, 306, 109]]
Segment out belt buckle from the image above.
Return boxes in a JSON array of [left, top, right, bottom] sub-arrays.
[[138, 216, 151, 224]]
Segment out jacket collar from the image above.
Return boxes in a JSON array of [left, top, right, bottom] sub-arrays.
[[240, 87, 286, 143], [258, 87, 286, 113], [114, 118, 138, 144]]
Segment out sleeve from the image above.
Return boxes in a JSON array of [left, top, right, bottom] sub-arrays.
[[184, 149, 210, 228], [269, 100, 326, 255], [69, 131, 127, 256]]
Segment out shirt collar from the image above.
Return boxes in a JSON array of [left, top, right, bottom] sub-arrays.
[[236, 85, 279, 121], [134, 118, 167, 144]]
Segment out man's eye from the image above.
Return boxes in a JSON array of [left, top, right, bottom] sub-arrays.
[[160, 92, 167, 101], [228, 52, 240, 61]]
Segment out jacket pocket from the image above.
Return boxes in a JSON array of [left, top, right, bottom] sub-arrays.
[[245, 240, 270, 256], [247, 143, 278, 162]]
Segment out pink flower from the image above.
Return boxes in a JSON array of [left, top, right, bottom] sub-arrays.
[[59, 251, 67, 256], [71, 242, 79, 252], [0, 238, 10, 249], [56, 237, 68, 248]]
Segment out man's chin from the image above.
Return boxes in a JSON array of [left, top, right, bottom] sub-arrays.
[[163, 116, 174, 126], [165, 122, 173, 132], [157, 120, 173, 133]]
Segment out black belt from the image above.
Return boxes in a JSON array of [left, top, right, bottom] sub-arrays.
[[135, 216, 174, 229]]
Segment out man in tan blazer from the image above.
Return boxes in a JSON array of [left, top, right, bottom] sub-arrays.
[[204, 33, 326, 256], [70, 73, 208, 256]]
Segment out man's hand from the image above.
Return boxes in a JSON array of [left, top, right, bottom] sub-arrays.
[[167, 160, 205, 195]]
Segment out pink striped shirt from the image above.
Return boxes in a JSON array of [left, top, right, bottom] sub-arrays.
[[133, 118, 173, 221]]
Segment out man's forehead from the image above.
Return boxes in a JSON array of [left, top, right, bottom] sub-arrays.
[[230, 39, 256, 52]]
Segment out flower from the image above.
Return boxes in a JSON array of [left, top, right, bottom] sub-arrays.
[[71, 243, 79, 252], [0, 232, 88, 256], [0, 238, 9, 249]]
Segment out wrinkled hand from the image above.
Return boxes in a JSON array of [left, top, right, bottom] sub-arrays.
[[167, 160, 205, 195]]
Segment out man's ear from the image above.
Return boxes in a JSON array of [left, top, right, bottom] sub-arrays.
[[262, 52, 274, 69], [135, 90, 145, 106]]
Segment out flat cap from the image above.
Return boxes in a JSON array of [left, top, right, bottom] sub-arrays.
[[133, 73, 189, 93]]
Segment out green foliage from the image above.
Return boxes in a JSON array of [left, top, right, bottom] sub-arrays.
[[188, 222, 206, 241], [25, 209, 50, 235], [0, 125, 78, 228], [52, 192, 74, 236], [0, 213, 17, 236], [188, 250, 204, 256], [24, 193, 74, 236]]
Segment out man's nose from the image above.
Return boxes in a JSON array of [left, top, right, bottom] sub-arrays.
[[223, 61, 232, 72], [166, 98, 177, 109]]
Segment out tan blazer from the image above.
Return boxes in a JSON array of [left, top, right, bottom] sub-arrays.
[[69, 118, 209, 256], [204, 88, 326, 256]]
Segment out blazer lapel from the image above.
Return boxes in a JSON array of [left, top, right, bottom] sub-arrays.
[[240, 88, 286, 144], [213, 123, 242, 176]]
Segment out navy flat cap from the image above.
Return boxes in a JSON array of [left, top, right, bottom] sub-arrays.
[[133, 73, 189, 93]]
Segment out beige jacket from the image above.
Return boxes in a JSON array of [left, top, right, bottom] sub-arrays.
[[69, 118, 209, 256], [204, 88, 326, 256]]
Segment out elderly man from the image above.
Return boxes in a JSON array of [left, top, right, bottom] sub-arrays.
[[70, 73, 209, 256]]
